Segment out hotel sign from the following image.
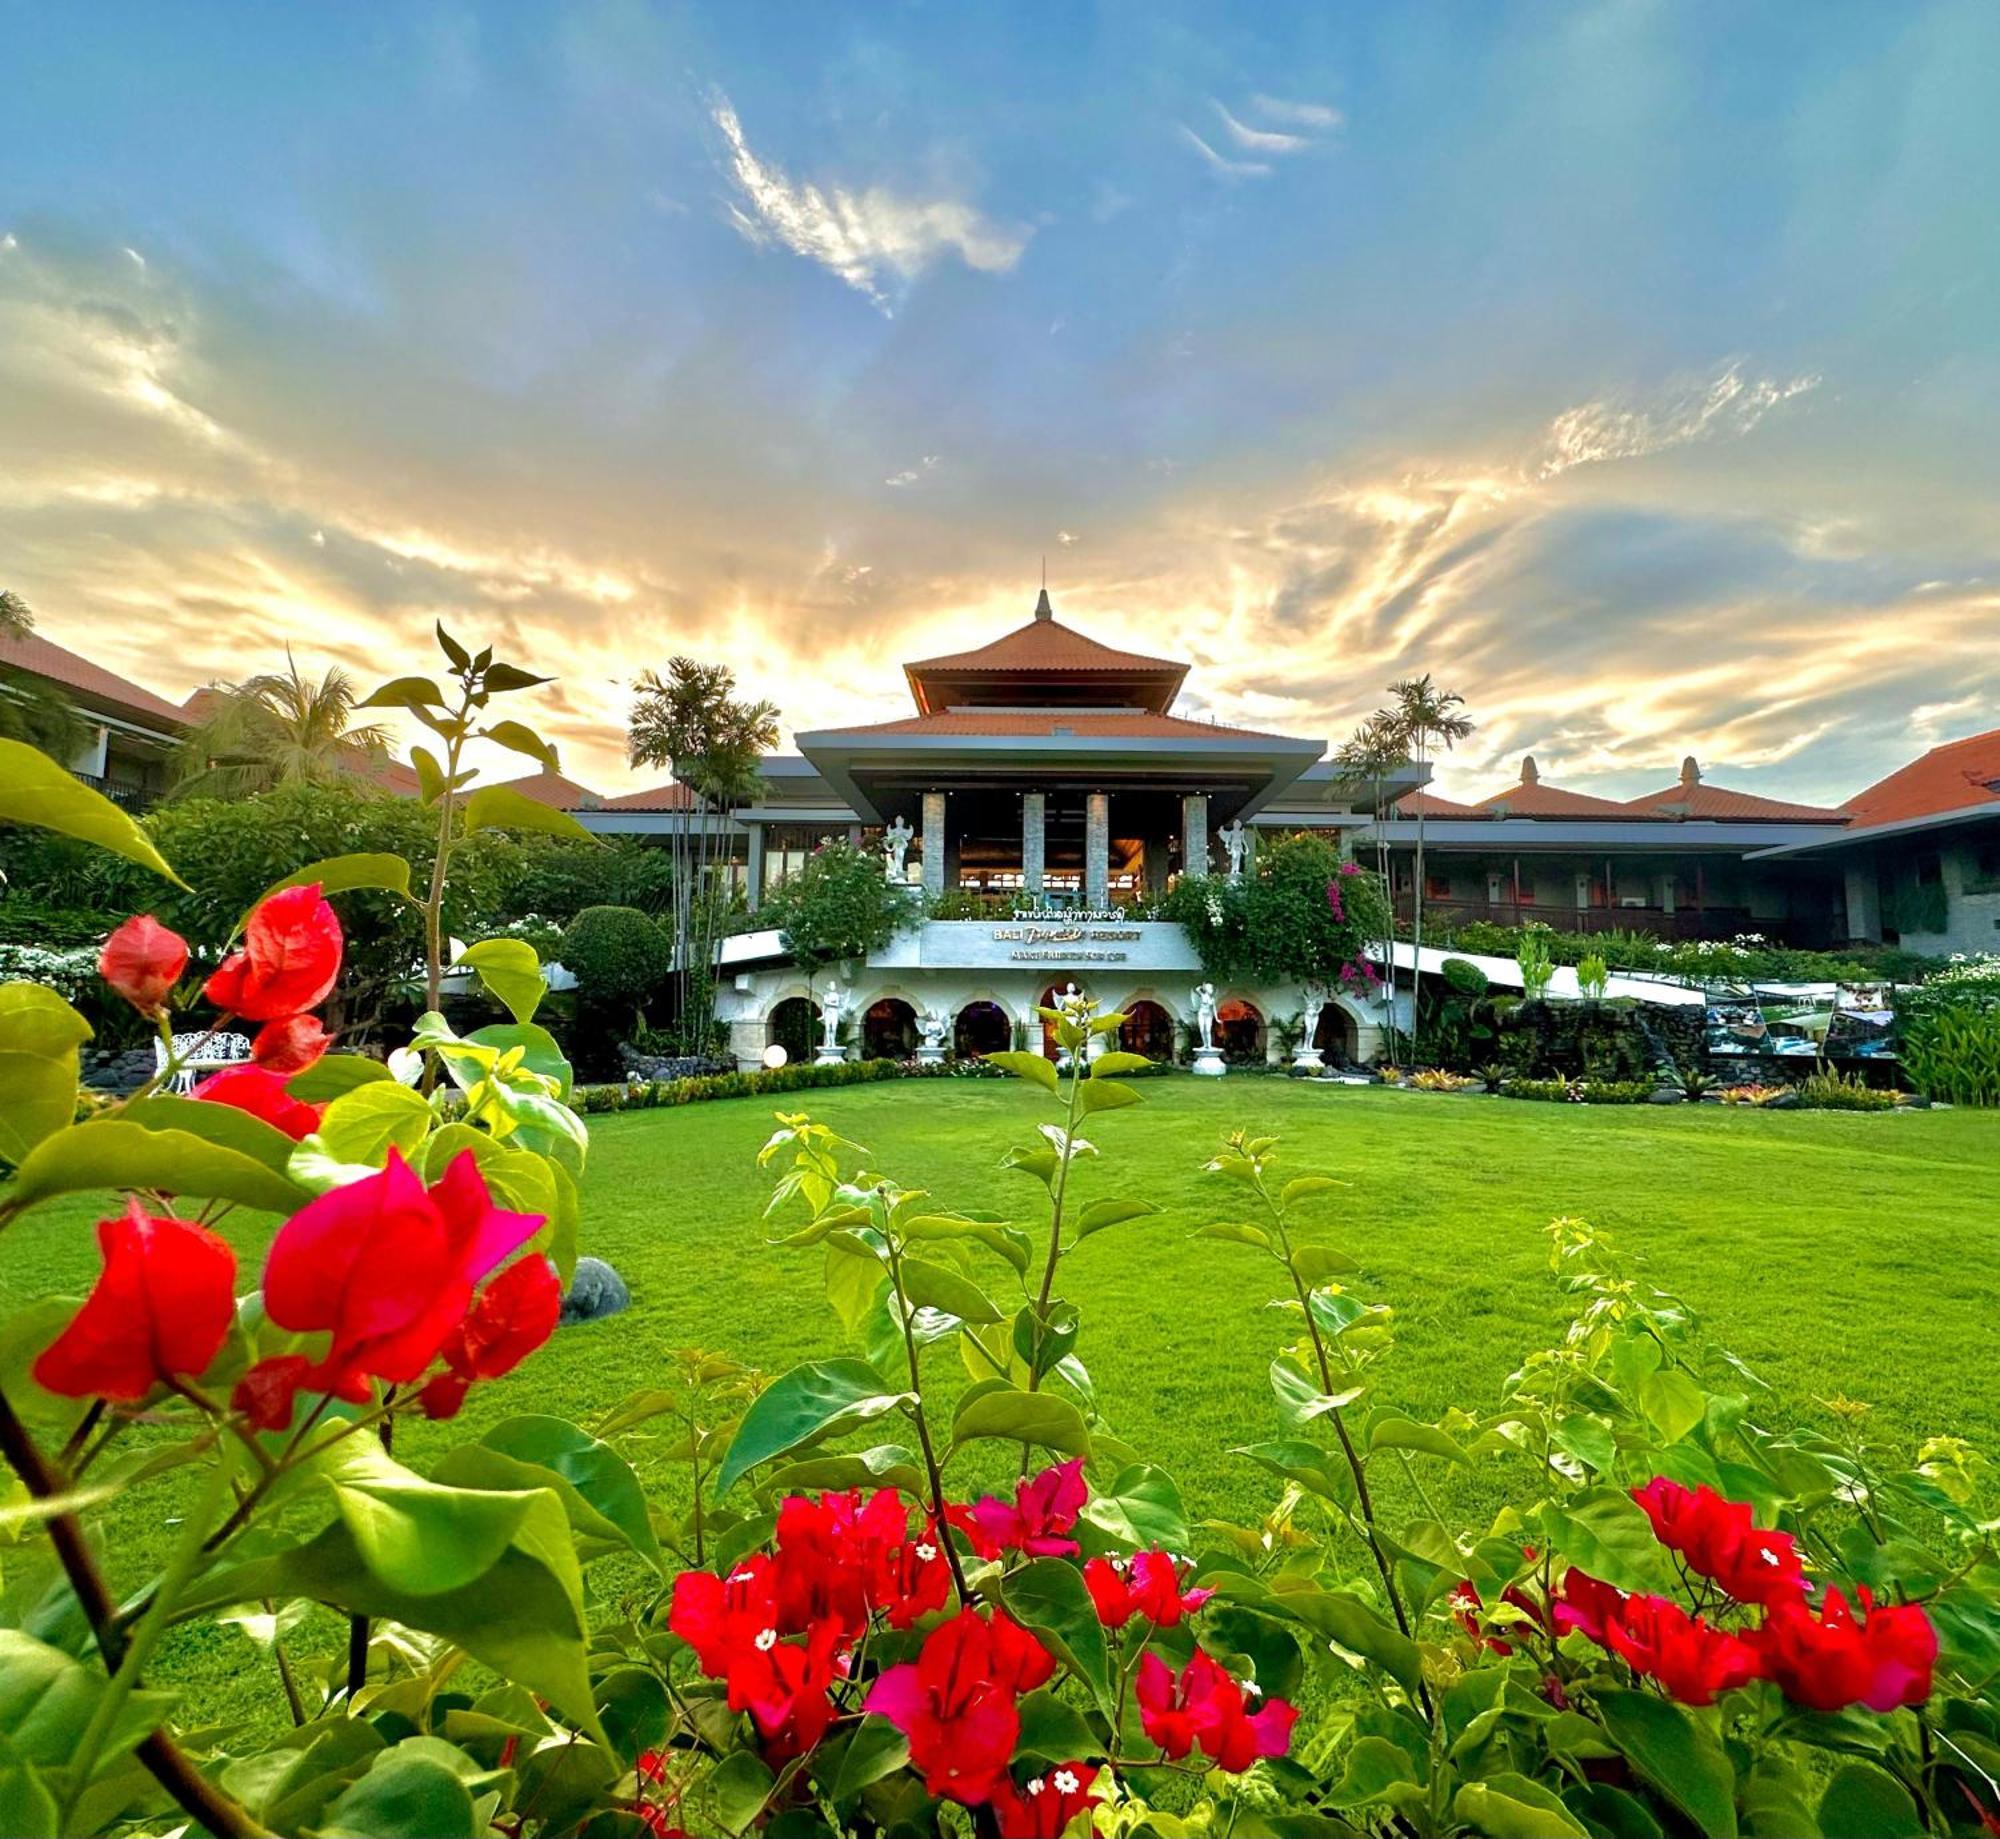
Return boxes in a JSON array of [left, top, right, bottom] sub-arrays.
[[900, 918, 1204, 974], [990, 920, 1147, 963]]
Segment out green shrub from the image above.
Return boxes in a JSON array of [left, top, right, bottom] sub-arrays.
[[561, 904, 673, 1024], [1501, 1075, 1655, 1104], [0, 899, 113, 947], [1798, 1066, 1903, 1110], [763, 839, 909, 975], [1896, 955, 2000, 1105]]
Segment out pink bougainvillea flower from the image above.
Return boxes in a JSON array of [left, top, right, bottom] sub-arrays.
[[1631, 1476, 1805, 1607], [1136, 1650, 1295, 1771], [193, 1064, 325, 1142], [99, 914, 188, 1014], [260, 1148, 542, 1400], [1755, 1588, 1937, 1713], [1084, 1550, 1212, 1629], [33, 1200, 237, 1401], [991, 1765, 1100, 1839], [964, 1458, 1088, 1558], [250, 1013, 331, 1076], [203, 883, 343, 1021], [865, 1610, 1051, 1804]]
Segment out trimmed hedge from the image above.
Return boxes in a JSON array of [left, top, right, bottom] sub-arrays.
[[1501, 1077, 1656, 1104]]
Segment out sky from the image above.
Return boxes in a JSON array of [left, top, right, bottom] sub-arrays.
[[2, 0, 1996, 803]]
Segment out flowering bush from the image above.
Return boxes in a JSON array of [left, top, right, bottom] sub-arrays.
[[0, 628, 1996, 1838]]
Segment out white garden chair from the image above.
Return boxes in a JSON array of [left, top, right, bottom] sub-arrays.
[[155, 1029, 253, 1095]]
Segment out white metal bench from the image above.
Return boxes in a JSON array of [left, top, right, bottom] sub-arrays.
[[155, 1029, 253, 1094]]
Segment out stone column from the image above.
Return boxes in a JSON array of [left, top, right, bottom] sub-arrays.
[[1084, 793, 1110, 908], [1181, 794, 1211, 878], [1844, 860, 1883, 943], [745, 825, 767, 913], [921, 791, 947, 900], [1141, 835, 1169, 901], [1022, 793, 1046, 901]]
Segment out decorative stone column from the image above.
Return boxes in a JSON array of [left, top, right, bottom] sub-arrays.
[[1022, 793, 1046, 901], [921, 791, 947, 900], [1084, 792, 1110, 908], [1181, 793, 1211, 878], [745, 825, 767, 913]]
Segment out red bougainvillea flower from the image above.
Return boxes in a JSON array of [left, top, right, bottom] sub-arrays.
[[419, 1255, 561, 1420], [963, 1458, 1088, 1558], [250, 1013, 331, 1076], [232, 1353, 313, 1433], [1136, 1650, 1296, 1772], [203, 882, 343, 1021], [732, 1620, 845, 1759], [1600, 1592, 1761, 1706], [1631, 1477, 1806, 1607], [1450, 1577, 1549, 1656], [866, 1610, 1054, 1804], [773, 1487, 908, 1632], [260, 1148, 542, 1401], [866, 1518, 955, 1629], [670, 1557, 784, 1675], [991, 1765, 1100, 1839], [1084, 1550, 1213, 1629], [1553, 1568, 1628, 1645], [193, 1064, 325, 1142], [1755, 1588, 1937, 1713], [99, 914, 188, 1014], [34, 1200, 236, 1401]]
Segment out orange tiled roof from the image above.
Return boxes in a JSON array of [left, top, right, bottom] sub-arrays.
[[489, 769, 603, 810], [598, 780, 698, 812], [0, 630, 190, 728], [813, 709, 1300, 742], [1393, 789, 1489, 820], [1842, 727, 2000, 828], [906, 613, 1185, 680], [1477, 783, 1637, 818], [1624, 781, 1846, 823]]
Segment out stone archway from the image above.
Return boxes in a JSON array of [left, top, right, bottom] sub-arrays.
[[1120, 999, 1176, 1063], [1216, 997, 1265, 1064], [768, 996, 820, 1065], [954, 1000, 1011, 1058], [862, 997, 918, 1060], [1312, 1001, 1359, 1067]]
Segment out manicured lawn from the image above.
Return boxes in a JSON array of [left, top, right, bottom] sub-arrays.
[[5, 1078, 1995, 1726]]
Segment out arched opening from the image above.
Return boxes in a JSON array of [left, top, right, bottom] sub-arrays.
[[1312, 1002, 1358, 1068], [954, 1000, 1010, 1059], [863, 997, 918, 1061], [768, 996, 820, 1065], [1120, 999, 1176, 1063], [1217, 998, 1265, 1064]]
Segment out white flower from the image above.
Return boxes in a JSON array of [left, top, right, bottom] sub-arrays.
[[754, 1628, 777, 1651], [1026, 1779, 1045, 1798], [1052, 1770, 1080, 1795], [915, 1542, 937, 1562]]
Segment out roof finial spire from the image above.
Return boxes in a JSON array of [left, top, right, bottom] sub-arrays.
[[1033, 563, 1053, 622], [1521, 755, 1540, 785], [1681, 754, 1701, 788]]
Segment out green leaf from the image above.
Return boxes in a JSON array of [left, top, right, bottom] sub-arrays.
[[0, 738, 184, 885], [761, 1446, 926, 1500], [1368, 1415, 1472, 1466], [479, 1415, 663, 1570], [1073, 1196, 1158, 1242], [1640, 1369, 1708, 1445], [1079, 1462, 1191, 1551], [0, 1733, 54, 1839], [1325, 1734, 1420, 1808], [287, 1053, 395, 1101], [1271, 1583, 1423, 1693], [247, 852, 413, 923], [1281, 1175, 1344, 1207], [1536, 1489, 1672, 1594], [950, 1386, 1090, 1457], [359, 675, 446, 712], [986, 1050, 1058, 1092], [899, 1258, 1002, 1324], [119, 1092, 298, 1173], [1198, 1221, 1272, 1250], [1818, 1764, 1920, 1838], [1291, 1244, 1359, 1280], [1596, 1690, 1737, 1839], [461, 785, 595, 843], [0, 1630, 171, 1776], [307, 1082, 434, 1168], [481, 719, 560, 770], [823, 1239, 888, 1338], [481, 662, 552, 695], [830, 1718, 910, 1798], [1089, 1051, 1155, 1076], [0, 985, 91, 1164], [466, 1021, 572, 1098], [717, 1359, 912, 1493], [1014, 1688, 1104, 1760], [594, 1668, 671, 1769], [320, 1751, 477, 1839], [1076, 1076, 1140, 1115], [1270, 1358, 1363, 1430], [709, 1752, 776, 1834], [4, 1117, 311, 1216], [1232, 1439, 1356, 1507], [320, 1438, 550, 1595], [411, 746, 448, 805], [1452, 1774, 1589, 1838], [453, 938, 547, 1024], [1002, 1558, 1114, 1716]]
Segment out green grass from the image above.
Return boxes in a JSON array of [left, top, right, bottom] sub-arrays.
[[5, 1078, 1996, 1726]]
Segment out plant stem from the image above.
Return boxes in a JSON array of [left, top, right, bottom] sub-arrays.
[[885, 1239, 971, 1602], [0, 1391, 268, 1839]]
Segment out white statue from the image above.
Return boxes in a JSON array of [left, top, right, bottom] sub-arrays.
[[883, 816, 914, 879], [1294, 985, 1327, 1072], [916, 1008, 949, 1064], [1220, 819, 1249, 882], [1190, 981, 1225, 1076], [816, 981, 846, 1064]]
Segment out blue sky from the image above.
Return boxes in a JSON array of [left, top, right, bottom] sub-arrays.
[[2, 1, 1995, 797]]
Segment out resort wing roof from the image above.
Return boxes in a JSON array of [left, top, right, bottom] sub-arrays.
[[1475, 760, 1636, 818], [902, 592, 1189, 714], [809, 709, 1295, 742], [488, 769, 604, 810], [0, 630, 191, 730], [1620, 756, 1845, 823], [1841, 727, 2000, 828], [597, 780, 697, 812], [1393, 788, 1490, 820]]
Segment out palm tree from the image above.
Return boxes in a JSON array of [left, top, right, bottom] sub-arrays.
[[0, 589, 88, 764], [628, 658, 780, 1049], [1387, 674, 1475, 1061], [172, 654, 393, 799], [1333, 709, 1409, 1064]]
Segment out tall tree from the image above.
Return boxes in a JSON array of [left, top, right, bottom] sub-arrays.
[[0, 589, 88, 764], [1387, 674, 1475, 1060], [628, 658, 780, 1049], [1333, 709, 1409, 1064], [171, 654, 392, 799]]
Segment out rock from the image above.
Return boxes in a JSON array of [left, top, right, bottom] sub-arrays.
[[561, 1256, 631, 1325], [616, 1043, 734, 1083], [1646, 1087, 1683, 1105]]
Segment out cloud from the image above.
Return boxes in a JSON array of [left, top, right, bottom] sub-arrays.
[[1536, 363, 1822, 480], [1178, 126, 1272, 181], [1250, 95, 1343, 131], [1183, 93, 1340, 180], [1212, 103, 1308, 156], [884, 455, 939, 488], [710, 92, 1027, 310]]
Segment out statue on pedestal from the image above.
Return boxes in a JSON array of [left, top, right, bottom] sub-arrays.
[[1191, 981, 1226, 1075], [917, 1009, 949, 1064], [1220, 819, 1249, 882], [883, 816, 914, 880], [816, 981, 846, 1064]]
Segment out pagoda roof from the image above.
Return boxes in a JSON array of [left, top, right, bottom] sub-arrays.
[[903, 591, 1188, 715]]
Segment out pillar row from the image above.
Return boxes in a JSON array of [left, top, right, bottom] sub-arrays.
[[1181, 793, 1211, 879], [921, 790, 947, 900], [1084, 792, 1110, 908], [1022, 792, 1046, 901]]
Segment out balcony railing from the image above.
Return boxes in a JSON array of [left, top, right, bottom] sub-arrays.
[[1393, 895, 1835, 948], [75, 772, 160, 814]]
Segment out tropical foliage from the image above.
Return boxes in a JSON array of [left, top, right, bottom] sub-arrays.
[[1898, 955, 2000, 1106], [764, 838, 912, 979], [171, 656, 394, 799]]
